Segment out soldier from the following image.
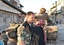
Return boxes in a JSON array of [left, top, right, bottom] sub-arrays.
[[17, 11, 38, 45]]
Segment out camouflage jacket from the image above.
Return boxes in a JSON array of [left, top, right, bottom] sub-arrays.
[[21, 26, 31, 45], [17, 22, 39, 45]]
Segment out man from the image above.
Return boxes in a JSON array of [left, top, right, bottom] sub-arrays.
[[40, 8, 50, 22], [7, 31, 17, 45], [2, 31, 8, 45], [17, 11, 38, 45]]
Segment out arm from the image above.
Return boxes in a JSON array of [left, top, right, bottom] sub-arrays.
[[17, 24, 25, 45], [17, 36, 25, 45]]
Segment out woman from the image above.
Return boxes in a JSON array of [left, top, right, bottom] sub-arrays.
[[34, 16, 47, 43]]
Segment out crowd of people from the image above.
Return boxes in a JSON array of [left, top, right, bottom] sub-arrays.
[[0, 8, 52, 45]]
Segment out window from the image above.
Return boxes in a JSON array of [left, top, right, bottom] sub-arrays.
[[0, 14, 3, 17], [61, 6, 64, 12], [63, 14, 64, 18], [10, 0, 14, 3], [10, 0, 17, 6]]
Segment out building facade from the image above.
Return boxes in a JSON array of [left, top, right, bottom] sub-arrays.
[[0, 0, 25, 31], [49, 0, 64, 24], [56, 6, 64, 24], [55, 0, 64, 24]]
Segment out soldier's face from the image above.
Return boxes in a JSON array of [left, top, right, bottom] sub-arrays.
[[27, 14, 35, 23]]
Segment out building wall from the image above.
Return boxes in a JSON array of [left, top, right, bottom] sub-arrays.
[[0, 0, 25, 32], [56, 1, 64, 24], [0, 10, 19, 26], [57, 14, 64, 24], [7, 0, 20, 4], [0, 0, 25, 27], [14, 0, 20, 4], [51, 14, 64, 24], [56, 6, 64, 24], [51, 15, 56, 24], [61, 6, 64, 14], [0, 1, 20, 14], [50, 5, 64, 24], [0, 0, 21, 26], [9, 0, 20, 8]]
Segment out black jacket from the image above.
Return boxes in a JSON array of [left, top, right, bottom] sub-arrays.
[[23, 21, 45, 45]]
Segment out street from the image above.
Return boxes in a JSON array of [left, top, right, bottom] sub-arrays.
[[46, 24, 64, 45]]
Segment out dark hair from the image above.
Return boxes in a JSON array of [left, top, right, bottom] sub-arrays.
[[40, 8, 46, 11], [35, 16, 38, 19], [0, 32, 1, 35], [2, 31, 6, 33], [26, 11, 34, 15], [8, 31, 17, 39]]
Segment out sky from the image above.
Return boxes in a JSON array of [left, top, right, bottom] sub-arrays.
[[20, 0, 56, 13]]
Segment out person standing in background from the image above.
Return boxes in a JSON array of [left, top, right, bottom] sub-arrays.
[[2, 31, 8, 45], [0, 32, 4, 45], [7, 31, 17, 45]]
